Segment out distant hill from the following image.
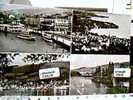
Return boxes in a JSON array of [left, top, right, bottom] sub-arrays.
[[9, 0, 31, 5], [73, 62, 129, 71]]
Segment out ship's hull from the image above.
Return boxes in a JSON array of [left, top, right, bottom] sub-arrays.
[[17, 35, 36, 41], [42, 36, 53, 43]]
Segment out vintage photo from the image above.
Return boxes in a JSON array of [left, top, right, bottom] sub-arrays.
[[72, 10, 130, 54], [0, 2, 72, 53], [0, 53, 70, 96], [0, 0, 133, 99], [70, 55, 132, 95]]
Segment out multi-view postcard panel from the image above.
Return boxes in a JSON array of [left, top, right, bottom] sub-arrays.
[[0, 9, 131, 54], [70, 55, 132, 95], [0, 9, 72, 53], [0, 53, 70, 96], [0, 0, 133, 98], [72, 10, 131, 54]]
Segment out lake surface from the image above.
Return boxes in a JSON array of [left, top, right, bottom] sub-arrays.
[[90, 13, 130, 39], [70, 76, 130, 95], [0, 32, 69, 53], [70, 76, 108, 95]]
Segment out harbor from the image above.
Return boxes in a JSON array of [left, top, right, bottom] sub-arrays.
[[0, 6, 72, 53], [0, 32, 69, 53]]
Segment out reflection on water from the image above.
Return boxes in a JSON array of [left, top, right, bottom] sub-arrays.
[[70, 76, 129, 95], [0, 32, 69, 53], [70, 77, 108, 95]]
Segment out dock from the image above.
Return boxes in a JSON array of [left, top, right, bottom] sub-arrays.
[[30, 30, 71, 50], [52, 35, 71, 50]]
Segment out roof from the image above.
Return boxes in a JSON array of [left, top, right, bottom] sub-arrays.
[[57, 7, 108, 12]]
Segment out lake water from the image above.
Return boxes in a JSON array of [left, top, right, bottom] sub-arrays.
[[70, 76, 130, 95], [0, 32, 69, 53], [90, 13, 130, 39], [70, 77, 108, 95]]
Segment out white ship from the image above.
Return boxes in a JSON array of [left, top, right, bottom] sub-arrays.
[[17, 31, 36, 41], [42, 32, 53, 43]]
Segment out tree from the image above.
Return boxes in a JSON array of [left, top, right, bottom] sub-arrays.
[[0, 53, 19, 78], [23, 54, 59, 64], [108, 62, 114, 75], [95, 66, 101, 76], [0, 12, 10, 24]]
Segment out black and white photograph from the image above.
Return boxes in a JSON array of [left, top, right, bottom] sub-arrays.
[[1, 0, 133, 100], [70, 55, 132, 95], [0, 53, 70, 96], [72, 10, 130, 54], [0, 0, 72, 53]]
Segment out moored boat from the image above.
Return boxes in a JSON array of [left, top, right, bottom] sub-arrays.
[[17, 31, 36, 41], [42, 32, 53, 43]]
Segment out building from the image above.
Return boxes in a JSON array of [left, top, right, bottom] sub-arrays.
[[25, 15, 41, 27], [54, 14, 72, 34], [40, 15, 55, 31], [40, 13, 72, 34], [0, 24, 26, 33]]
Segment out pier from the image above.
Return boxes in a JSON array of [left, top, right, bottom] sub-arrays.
[[52, 35, 71, 50], [30, 30, 71, 50]]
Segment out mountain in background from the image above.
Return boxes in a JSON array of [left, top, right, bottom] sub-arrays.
[[73, 62, 129, 71], [2, 0, 32, 6]]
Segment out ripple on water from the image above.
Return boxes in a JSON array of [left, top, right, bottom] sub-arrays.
[[0, 32, 69, 53]]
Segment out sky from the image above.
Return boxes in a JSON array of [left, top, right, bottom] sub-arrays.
[[0, 0, 132, 17], [30, 0, 114, 9], [29, 0, 129, 14], [70, 55, 129, 70]]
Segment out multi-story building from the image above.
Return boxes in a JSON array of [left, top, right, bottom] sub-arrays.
[[0, 24, 26, 33], [40, 15, 55, 31], [40, 13, 72, 35], [24, 15, 41, 27], [54, 14, 72, 34]]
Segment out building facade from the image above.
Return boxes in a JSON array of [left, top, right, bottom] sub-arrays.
[[40, 13, 72, 35]]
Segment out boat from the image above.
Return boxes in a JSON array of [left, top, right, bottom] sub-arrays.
[[17, 31, 36, 41], [42, 32, 53, 43]]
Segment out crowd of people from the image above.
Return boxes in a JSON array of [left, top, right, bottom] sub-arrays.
[[72, 32, 130, 54], [0, 79, 69, 96]]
